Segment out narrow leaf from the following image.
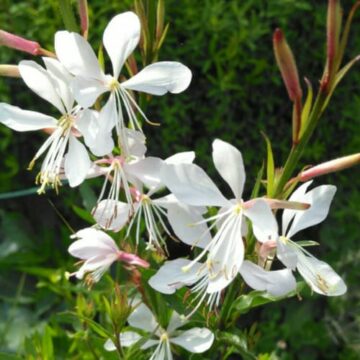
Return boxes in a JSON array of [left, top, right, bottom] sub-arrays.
[[262, 133, 275, 197], [300, 77, 313, 137], [58, 0, 79, 32]]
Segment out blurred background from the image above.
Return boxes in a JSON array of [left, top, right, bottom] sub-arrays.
[[0, 0, 359, 358]]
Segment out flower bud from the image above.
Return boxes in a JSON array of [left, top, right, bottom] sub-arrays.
[[273, 28, 302, 102], [78, 0, 89, 39], [300, 153, 360, 181], [0, 64, 20, 78], [0, 30, 40, 55], [321, 0, 342, 91]]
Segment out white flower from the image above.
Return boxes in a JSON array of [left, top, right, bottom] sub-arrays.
[[0, 58, 111, 192], [160, 139, 267, 283], [68, 228, 149, 284], [248, 182, 347, 296], [149, 257, 232, 317], [238, 260, 296, 297], [94, 152, 196, 252], [55, 11, 192, 155], [104, 302, 214, 359]]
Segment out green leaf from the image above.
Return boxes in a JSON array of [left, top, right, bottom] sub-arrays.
[[66, 311, 112, 339], [0, 353, 22, 360], [72, 205, 95, 224], [262, 133, 275, 197], [217, 331, 257, 360], [251, 163, 264, 199], [42, 326, 54, 360], [300, 78, 313, 137], [231, 282, 305, 315], [296, 240, 320, 247], [58, 0, 78, 32]]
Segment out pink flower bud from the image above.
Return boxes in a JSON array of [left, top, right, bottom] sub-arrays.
[[299, 153, 360, 182], [0, 30, 40, 55], [273, 28, 302, 102], [78, 0, 89, 39], [118, 251, 150, 268], [321, 0, 342, 91]]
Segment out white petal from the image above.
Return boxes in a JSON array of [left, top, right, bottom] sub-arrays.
[[121, 62, 192, 95], [128, 303, 158, 333], [76, 109, 114, 156], [149, 258, 202, 294], [104, 338, 117, 351], [239, 260, 296, 296], [282, 181, 313, 235], [170, 328, 214, 353], [297, 254, 347, 296], [42, 57, 74, 112], [244, 200, 278, 243], [125, 129, 147, 157], [165, 151, 195, 165], [69, 228, 118, 259], [98, 93, 118, 133], [160, 163, 228, 207], [55, 31, 103, 79], [103, 12, 140, 78], [167, 311, 187, 333], [209, 214, 244, 282], [276, 239, 299, 270], [72, 76, 109, 108], [125, 157, 164, 190], [212, 139, 245, 199], [19, 60, 65, 113], [119, 331, 142, 347], [0, 103, 57, 131], [93, 200, 131, 232], [76, 254, 116, 280], [287, 185, 336, 238], [167, 203, 211, 249], [64, 135, 91, 187], [206, 268, 234, 293]]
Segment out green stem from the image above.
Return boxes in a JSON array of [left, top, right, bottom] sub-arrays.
[[273, 90, 328, 198]]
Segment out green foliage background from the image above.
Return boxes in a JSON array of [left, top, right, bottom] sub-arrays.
[[0, 0, 359, 359]]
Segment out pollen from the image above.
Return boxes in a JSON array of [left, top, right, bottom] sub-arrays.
[[160, 332, 169, 342], [316, 274, 330, 293], [233, 203, 243, 214], [108, 77, 120, 92]]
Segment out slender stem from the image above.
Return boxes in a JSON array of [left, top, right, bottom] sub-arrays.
[[274, 90, 328, 197]]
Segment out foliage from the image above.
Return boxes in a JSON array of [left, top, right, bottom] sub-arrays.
[[0, 0, 359, 359]]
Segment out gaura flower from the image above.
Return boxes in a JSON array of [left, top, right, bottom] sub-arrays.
[[104, 302, 214, 359], [150, 205, 296, 317], [0, 58, 112, 192], [160, 139, 267, 283], [247, 181, 347, 296], [93, 151, 196, 253], [55, 11, 192, 154], [68, 227, 149, 284], [149, 257, 233, 317], [238, 260, 296, 297]]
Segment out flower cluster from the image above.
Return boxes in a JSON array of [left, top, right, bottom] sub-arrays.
[[0, 9, 348, 359]]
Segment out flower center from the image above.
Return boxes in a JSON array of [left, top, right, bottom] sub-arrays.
[[160, 332, 169, 342], [233, 203, 243, 214], [108, 77, 120, 92]]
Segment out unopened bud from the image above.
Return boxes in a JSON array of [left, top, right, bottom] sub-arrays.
[[321, 0, 342, 91], [78, 0, 89, 39], [273, 28, 302, 101], [0, 64, 20, 78], [300, 153, 360, 181], [0, 30, 40, 55]]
